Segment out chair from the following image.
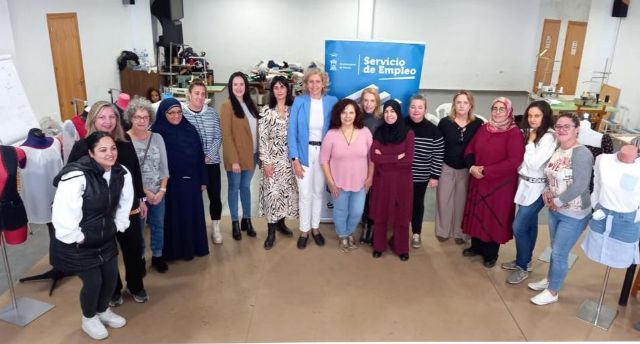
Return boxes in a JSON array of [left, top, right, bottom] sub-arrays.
[[425, 113, 439, 125], [435, 103, 452, 119]]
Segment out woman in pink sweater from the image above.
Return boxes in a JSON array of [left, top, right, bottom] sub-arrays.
[[320, 99, 373, 252]]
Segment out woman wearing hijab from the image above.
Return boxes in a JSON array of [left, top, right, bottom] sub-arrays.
[[461, 97, 525, 268], [151, 98, 209, 261], [370, 100, 415, 261]]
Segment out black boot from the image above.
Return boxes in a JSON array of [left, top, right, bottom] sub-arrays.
[[264, 223, 276, 250], [277, 218, 293, 237], [232, 221, 241, 240], [241, 218, 256, 237]]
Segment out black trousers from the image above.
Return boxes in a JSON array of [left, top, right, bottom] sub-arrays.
[[114, 213, 145, 295], [77, 255, 118, 317], [362, 188, 374, 225], [470, 237, 500, 262], [206, 163, 222, 221], [411, 181, 428, 234]]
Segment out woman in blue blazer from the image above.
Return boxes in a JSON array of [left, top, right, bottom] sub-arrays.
[[288, 67, 338, 249]]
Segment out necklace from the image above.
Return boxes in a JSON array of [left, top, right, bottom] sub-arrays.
[[276, 105, 287, 117], [341, 127, 355, 146]]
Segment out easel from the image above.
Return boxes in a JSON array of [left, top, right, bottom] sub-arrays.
[[0, 232, 54, 326]]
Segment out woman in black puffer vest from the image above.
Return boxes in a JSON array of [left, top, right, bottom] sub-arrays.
[[51, 132, 133, 340]]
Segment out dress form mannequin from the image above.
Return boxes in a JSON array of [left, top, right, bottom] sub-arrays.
[[578, 145, 640, 328], [0, 146, 28, 244], [19, 128, 63, 224]]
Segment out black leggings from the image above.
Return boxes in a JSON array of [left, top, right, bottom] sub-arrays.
[[206, 163, 222, 220], [114, 213, 145, 295], [77, 255, 118, 317], [411, 181, 428, 234]]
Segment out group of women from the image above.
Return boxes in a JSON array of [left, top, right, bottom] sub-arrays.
[[48, 66, 637, 340]]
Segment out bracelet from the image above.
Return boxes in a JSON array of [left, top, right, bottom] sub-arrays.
[[159, 188, 167, 192]]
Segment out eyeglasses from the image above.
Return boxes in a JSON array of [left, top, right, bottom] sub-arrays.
[[554, 124, 576, 131], [491, 107, 507, 114], [132, 115, 150, 121], [166, 110, 183, 116]]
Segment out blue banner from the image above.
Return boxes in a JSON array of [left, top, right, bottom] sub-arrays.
[[325, 40, 426, 115]]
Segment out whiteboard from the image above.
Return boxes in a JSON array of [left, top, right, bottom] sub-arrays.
[[0, 55, 39, 145]]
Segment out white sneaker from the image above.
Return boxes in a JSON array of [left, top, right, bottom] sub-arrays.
[[97, 308, 127, 328], [411, 234, 422, 248], [530, 289, 559, 305], [527, 277, 549, 291], [82, 315, 109, 340], [212, 220, 222, 244]]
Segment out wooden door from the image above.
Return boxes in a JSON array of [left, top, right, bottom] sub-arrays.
[[532, 19, 561, 93], [557, 21, 587, 95], [47, 13, 86, 121]]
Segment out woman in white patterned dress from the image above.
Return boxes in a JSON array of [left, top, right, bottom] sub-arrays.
[[259, 76, 299, 250]]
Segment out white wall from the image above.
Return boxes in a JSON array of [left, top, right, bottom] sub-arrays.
[[182, 0, 359, 84], [7, 0, 154, 121], [373, 0, 541, 91], [608, 1, 640, 129], [0, 0, 16, 56]]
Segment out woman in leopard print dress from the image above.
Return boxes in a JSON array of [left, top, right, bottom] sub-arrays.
[[258, 76, 299, 249]]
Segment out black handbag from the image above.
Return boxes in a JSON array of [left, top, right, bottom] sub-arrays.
[[0, 146, 28, 230]]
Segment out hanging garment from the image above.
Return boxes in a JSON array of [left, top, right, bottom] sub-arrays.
[[19, 139, 63, 224]]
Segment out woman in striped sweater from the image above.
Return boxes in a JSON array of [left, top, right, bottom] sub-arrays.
[[405, 94, 444, 248]]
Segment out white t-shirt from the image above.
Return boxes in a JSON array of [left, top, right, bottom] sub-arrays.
[[308, 98, 324, 142]]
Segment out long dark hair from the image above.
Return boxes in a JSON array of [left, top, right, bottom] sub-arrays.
[[520, 100, 553, 146], [268, 76, 293, 109], [329, 99, 364, 130], [227, 72, 258, 119]]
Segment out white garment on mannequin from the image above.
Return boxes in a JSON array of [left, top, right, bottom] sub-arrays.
[[19, 140, 63, 224], [578, 119, 603, 147], [62, 120, 79, 165]]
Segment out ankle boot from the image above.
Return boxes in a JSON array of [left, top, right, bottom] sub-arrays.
[[241, 218, 256, 237], [232, 221, 241, 240], [277, 218, 293, 237], [264, 223, 276, 250]]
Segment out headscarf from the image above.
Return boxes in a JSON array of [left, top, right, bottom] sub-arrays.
[[373, 100, 410, 145], [486, 97, 516, 133], [151, 98, 205, 180]]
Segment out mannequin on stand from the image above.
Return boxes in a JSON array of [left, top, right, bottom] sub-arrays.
[[579, 144, 640, 328], [17, 129, 68, 294], [0, 145, 28, 244]]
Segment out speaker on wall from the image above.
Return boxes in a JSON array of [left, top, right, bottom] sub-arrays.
[[612, 0, 630, 18]]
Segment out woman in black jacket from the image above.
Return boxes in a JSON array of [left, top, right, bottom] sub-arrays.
[[68, 101, 148, 305], [52, 131, 134, 340]]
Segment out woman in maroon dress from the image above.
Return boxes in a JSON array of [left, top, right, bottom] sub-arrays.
[[370, 100, 415, 261], [461, 97, 524, 268]]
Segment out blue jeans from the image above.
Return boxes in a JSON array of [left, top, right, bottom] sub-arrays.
[[141, 198, 165, 257], [547, 210, 590, 292], [227, 168, 255, 221], [332, 188, 366, 238], [513, 195, 545, 270]]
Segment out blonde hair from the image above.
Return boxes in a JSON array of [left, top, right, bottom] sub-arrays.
[[448, 90, 476, 123], [85, 100, 127, 142], [360, 87, 382, 118], [302, 67, 330, 95]]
